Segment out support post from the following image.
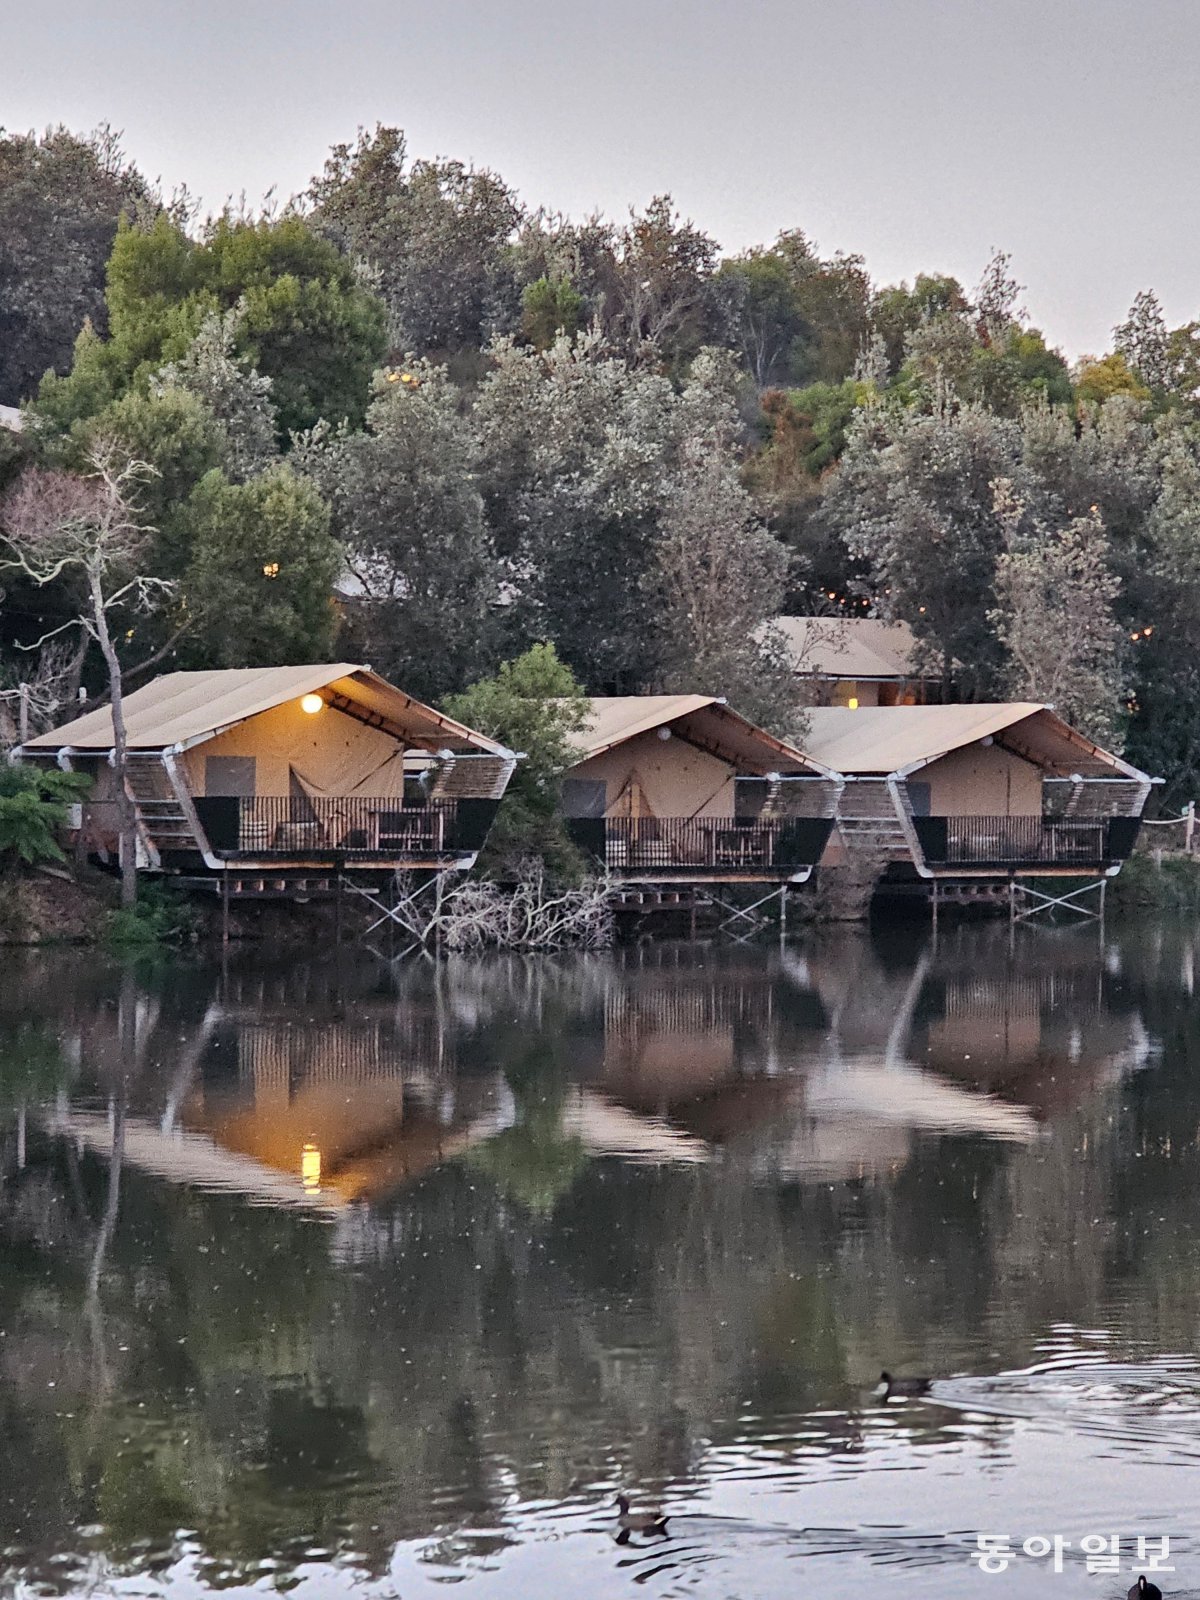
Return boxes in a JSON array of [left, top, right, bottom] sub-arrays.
[[18, 683, 29, 745], [930, 879, 938, 934], [779, 884, 788, 944], [221, 868, 230, 947], [1187, 801, 1195, 855], [335, 872, 343, 947]]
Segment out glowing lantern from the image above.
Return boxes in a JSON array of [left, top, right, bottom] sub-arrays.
[[300, 693, 324, 715]]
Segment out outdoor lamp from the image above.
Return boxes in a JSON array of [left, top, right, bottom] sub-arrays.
[[657, 726, 672, 741], [300, 693, 324, 715]]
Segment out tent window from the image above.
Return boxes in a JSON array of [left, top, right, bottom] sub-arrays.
[[561, 778, 607, 818], [205, 756, 256, 797]]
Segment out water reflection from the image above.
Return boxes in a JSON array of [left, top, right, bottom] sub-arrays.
[[1, 921, 1199, 1597]]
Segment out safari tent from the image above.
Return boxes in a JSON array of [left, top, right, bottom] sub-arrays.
[[561, 695, 842, 883], [775, 616, 940, 707], [799, 702, 1153, 878], [17, 664, 516, 877]]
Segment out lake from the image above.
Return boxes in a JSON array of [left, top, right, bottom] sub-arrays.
[[1, 917, 1198, 1599]]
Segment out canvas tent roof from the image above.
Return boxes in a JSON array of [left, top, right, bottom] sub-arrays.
[[572, 696, 837, 777], [20, 665, 512, 757], [775, 617, 929, 680], [800, 704, 1149, 779]]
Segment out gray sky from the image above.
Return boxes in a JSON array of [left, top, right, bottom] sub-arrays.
[[6, 0, 1200, 358]]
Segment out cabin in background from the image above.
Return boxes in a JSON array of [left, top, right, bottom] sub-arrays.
[[800, 703, 1153, 887], [561, 695, 842, 884], [776, 616, 940, 707], [17, 664, 516, 886]]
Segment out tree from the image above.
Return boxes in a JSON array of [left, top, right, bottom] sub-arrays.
[[153, 309, 278, 481], [307, 125, 522, 357], [825, 404, 1023, 695], [649, 355, 799, 734], [296, 362, 499, 701], [32, 212, 386, 441], [871, 273, 968, 376], [471, 331, 676, 689], [1125, 429, 1200, 799], [0, 443, 171, 904], [988, 478, 1125, 744], [179, 467, 340, 667], [520, 277, 584, 351], [0, 126, 151, 404], [444, 643, 590, 880], [718, 232, 872, 390], [1074, 352, 1149, 408], [1114, 290, 1172, 395]]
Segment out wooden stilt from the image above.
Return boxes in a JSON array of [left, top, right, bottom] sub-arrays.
[[221, 868, 230, 947]]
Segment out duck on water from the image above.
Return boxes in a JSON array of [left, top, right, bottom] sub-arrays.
[[1129, 1578, 1163, 1600], [614, 1493, 669, 1542], [877, 1371, 932, 1400]]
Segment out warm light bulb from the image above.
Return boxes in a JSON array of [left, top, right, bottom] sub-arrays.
[[848, 697, 859, 710], [301, 693, 324, 715]]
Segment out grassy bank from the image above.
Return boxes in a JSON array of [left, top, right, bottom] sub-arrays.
[[1110, 851, 1200, 910]]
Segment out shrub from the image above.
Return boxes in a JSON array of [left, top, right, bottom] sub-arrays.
[[0, 765, 90, 866]]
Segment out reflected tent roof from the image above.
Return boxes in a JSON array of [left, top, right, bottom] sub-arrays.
[[799, 704, 1149, 780], [572, 695, 838, 777], [774, 617, 926, 680], [20, 664, 512, 757]]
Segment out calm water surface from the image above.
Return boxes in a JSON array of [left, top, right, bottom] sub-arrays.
[[2, 920, 1200, 1598]]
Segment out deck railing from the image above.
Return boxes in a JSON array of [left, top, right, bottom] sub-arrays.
[[567, 815, 834, 875], [192, 796, 499, 859], [911, 814, 1142, 868]]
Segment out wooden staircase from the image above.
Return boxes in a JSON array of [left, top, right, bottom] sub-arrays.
[[835, 779, 913, 857], [124, 755, 196, 865]]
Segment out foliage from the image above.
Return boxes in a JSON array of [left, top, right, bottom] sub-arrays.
[[307, 125, 522, 357], [648, 355, 800, 734], [179, 466, 340, 667], [153, 309, 279, 481], [521, 276, 585, 350], [0, 126, 152, 404], [988, 479, 1125, 744], [32, 212, 386, 441], [718, 231, 871, 389], [296, 362, 497, 700], [0, 764, 89, 865], [105, 879, 199, 947], [1074, 352, 1149, 408], [826, 404, 1022, 695], [471, 331, 676, 688], [445, 644, 590, 881]]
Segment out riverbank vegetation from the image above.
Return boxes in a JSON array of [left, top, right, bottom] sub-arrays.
[[6, 121, 1200, 833]]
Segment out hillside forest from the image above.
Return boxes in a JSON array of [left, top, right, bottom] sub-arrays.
[[2, 124, 1200, 803]]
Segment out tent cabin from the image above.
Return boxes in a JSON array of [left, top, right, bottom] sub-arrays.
[[561, 695, 842, 884], [799, 703, 1153, 879], [15, 664, 516, 878], [776, 616, 940, 707]]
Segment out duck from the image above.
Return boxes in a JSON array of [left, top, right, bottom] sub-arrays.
[[614, 1493, 670, 1540], [1128, 1578, 1163, 1600], [877, 1371, 932, 1400]]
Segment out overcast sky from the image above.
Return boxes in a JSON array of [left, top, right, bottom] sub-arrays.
[[6, 0, 1199, 358]]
